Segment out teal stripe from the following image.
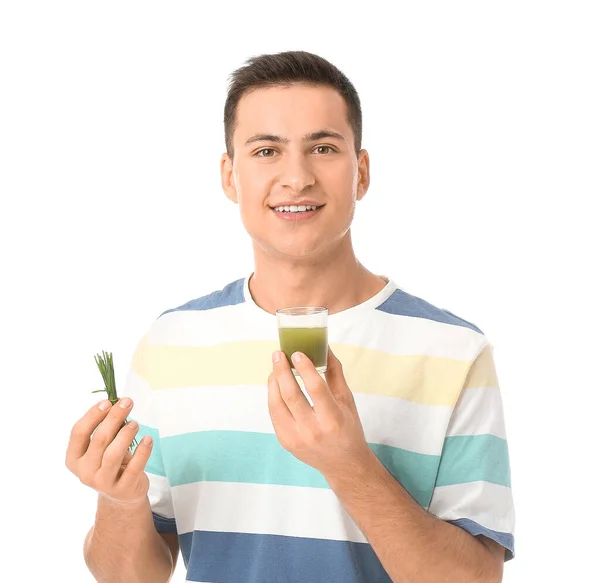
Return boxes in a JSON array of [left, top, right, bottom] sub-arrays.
[[370, 443, 439, 507], [160, 431, 440, 507], [137, 429, 510, 497], [436, 434, 511, 487], [135, 424, 165, 477]]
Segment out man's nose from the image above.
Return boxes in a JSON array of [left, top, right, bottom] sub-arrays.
[[279, 153, 316, 192]]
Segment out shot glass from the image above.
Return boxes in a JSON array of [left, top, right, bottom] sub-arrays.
[[276, 307, 328, 375]]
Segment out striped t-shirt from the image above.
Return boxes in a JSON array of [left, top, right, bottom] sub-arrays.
[[124, 275, 515, 583]]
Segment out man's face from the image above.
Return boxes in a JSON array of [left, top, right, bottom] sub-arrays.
[[221, 84, 369, 260]]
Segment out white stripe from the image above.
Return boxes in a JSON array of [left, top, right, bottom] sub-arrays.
[[447, 387, 507, 439], [152, 301, 264, 346], [147, 473, 175, 519], [428, 481, 514, 534], [172, 481, 367, 543], [150, 301, 484, 361], [155, 384, 452, 455], [336, 309, 483, 359]]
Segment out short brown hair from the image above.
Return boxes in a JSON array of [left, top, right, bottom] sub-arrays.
[[224, 51, 362, 158]]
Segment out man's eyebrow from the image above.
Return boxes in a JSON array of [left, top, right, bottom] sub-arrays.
[[243, 129, 346, 146], [304, 130, 346, 142], [244, 134, 287, 146]]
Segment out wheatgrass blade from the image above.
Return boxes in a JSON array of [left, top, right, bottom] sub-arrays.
[[92, 351, 138, 453]]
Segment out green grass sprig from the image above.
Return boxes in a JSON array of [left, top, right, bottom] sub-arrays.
[[92, 351, 138, 454]]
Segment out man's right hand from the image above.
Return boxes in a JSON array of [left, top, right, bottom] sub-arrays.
[[66, 398, 154, 505]]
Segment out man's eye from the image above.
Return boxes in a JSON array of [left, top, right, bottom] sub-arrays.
[[256, 148, 276, 157], [315, 146, 334, 154]]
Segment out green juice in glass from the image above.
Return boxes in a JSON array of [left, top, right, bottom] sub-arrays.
[[278, 326, 328, 373]]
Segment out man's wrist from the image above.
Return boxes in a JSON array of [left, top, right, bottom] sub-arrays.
[[323, 445, 380, 490], [98, 491, 147, 506]]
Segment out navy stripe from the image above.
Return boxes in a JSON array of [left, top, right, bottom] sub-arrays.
[[159, 278, 245, 317], [152, 512, 177, 534], [449, 518, 514, 561], [179, 530, 393, 583], [376, 290, 483, 334]]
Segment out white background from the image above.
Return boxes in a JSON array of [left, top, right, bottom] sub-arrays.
[[1, 1, 598, 582]]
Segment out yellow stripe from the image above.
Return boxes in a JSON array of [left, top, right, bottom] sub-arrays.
[[463, 343, 499, 390], [133, 336, 489, 406], [333, 344, 470, 406]]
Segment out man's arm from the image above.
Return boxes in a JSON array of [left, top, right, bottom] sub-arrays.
[[84, 494, 174, 583], [325, 448, 504, 583], [268, 347, 511, 583]]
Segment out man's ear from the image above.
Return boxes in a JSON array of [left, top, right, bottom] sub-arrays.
[[221, 153, 238, 204], [356, 149, 370, 202]]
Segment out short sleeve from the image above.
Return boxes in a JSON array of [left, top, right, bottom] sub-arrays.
[[427, 342, 515, 560], [121, 333, 177, 534]]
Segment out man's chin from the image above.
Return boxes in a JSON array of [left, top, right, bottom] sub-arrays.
[[254, 241, 325, 261]]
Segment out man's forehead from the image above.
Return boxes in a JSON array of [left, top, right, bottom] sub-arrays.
[[234, 85, 351, 141]]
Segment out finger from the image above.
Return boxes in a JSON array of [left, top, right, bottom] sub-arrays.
[[85, 397, 134, 471], [267, 371, 295, 430], [324, 346, 352, 402], [99, 419, 141, 478], [291, 351, 338, 417], [120, 435, 154, 486], [66, 399, 114, 471], [272, 351, 315, 425]]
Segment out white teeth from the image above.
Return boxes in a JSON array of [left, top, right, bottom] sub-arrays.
[[272, 204, 319, 212]]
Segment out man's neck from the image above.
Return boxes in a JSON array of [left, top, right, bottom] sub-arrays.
[[248, 234, 387, 315]]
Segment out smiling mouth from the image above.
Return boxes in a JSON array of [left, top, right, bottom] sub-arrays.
[[270, 204, 325, 214]]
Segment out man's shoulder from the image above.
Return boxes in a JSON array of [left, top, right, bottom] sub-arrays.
[[158, 277, 246, 319], [134, 278, 247, 352], [378, 286, 484, 335]]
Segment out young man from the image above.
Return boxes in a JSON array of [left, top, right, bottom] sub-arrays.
[[68, 51, 515, 582]]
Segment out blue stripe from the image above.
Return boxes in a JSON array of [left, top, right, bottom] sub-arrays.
[[158, 278, 245, 317], [179, 530, 393, 583], [152, 512, 177, 534], [377, 290, 483, 334], [449, 518, 515, 561]]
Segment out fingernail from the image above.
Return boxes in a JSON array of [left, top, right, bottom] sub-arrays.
[[273, 351, 281, 363], [292, 352, 302, 364], [128, 421, 138, 430], [98, 400, 111, 410], [119, 397, 132, 409]]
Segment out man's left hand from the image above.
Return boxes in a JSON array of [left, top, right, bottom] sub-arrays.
[[268, 346, 373, 479]]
